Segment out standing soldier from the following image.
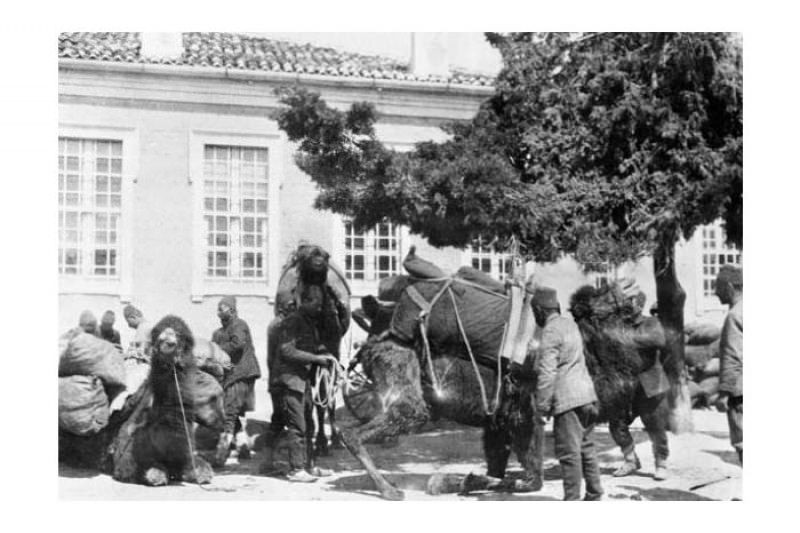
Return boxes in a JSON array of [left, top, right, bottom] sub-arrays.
[[714, 265, 743, 465], [212, 296, 262, 466], [531, 287, 604, 501], [261, 284, 337, 482], [610, 291, 672, 480], [98, 310, 122, 349], [123, 304, 152, 362]]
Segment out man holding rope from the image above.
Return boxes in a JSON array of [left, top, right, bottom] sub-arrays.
[[261, 284, 338, 482]]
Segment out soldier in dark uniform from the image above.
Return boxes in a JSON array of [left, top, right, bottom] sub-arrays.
[[609, 291, 672, 480], [261, 284, 338, 482], [98, 310, 122, 349], [212, 295, 262, 467]]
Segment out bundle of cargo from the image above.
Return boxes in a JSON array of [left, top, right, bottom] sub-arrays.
[[58, 331, 126, 437], [684, 321, 722, 408]]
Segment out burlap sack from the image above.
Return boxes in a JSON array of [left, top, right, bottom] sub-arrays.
[[59, 375, 110, 436]]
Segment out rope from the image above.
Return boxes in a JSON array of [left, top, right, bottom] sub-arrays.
[[311, 361, 343, 409], [447, 288, 503, 417], [419, 318, 442, 396], [172, 365, 234, 492]]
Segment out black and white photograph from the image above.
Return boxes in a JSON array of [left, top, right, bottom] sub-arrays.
[[51, 29, 748, 503]]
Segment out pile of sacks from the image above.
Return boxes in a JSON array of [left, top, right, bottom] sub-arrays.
[[58, 327, 232, 474], [684, 322, 722, 409], [58, 330, 127, 437]]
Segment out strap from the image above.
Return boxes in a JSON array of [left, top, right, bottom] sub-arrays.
[[447, 287, 502, 417]]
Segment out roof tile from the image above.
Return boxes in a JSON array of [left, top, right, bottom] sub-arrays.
[[58, 32, 494, 87]]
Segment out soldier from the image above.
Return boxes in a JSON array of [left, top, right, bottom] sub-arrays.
[[123, 304, 152, 362], [610, 291, 672, 481], [715, 265, 743, 465], [531, 287, 604, 501], [260, 284, 337, 482], [212, 295, 262, 466], [98, 310, 122, 349]]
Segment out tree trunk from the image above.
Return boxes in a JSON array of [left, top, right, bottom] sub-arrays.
[[653, 235, 693, 434]]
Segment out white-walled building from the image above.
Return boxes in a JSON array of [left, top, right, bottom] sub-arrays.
[[58, 32, 742, 371]]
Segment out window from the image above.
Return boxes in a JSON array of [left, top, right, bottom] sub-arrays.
[[467, 237, 512, 281], [202, 145, 269, 281], [190, 130, 282, 301], [585, 262, 615, 290], [58, 137, 123, 278], [344, 221, 401, 281], [700, 222, 742, 301]]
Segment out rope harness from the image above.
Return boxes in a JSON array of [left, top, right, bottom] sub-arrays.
[[410, 276, 509, 417], [311, 360, 344, 409]]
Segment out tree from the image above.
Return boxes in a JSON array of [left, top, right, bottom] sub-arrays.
[[274, 32, 742, 384]]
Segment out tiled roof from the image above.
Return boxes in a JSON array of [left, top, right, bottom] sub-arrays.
[[58, 32, 494, 87]]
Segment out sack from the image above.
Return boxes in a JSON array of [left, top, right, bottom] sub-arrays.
[[701, 357, 720, 378], [391, 266, 510, 368], [685, 322, 722, 346], [377, 275, 411, 302], [403, 251, 446, 279], [684, 340, 719, 369], [193, 338, 232, 380], [59, 375, 110, 436], [60, 333, 126, 390]]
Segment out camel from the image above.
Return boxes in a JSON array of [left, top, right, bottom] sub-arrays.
[[337, 261, 682, 500]]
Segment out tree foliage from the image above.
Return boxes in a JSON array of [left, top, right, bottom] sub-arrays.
[[275, 32, 742, 267]]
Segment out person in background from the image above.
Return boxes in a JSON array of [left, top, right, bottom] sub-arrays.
[[609, 291, 671, 480], [123, 304, 152, 362], [212, 295, 262, 467], [98, 310, 122, 349], [78, 310, 99, 336], [261, 284, 337, 483], [531, 287, 604, 501], [714, 265, 743, 465]]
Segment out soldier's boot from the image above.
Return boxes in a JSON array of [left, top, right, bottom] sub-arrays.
[[653, 458, 669, 481], [613, 452, 642, 477]]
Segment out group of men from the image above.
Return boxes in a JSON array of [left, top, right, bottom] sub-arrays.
[[522, 263, 742, 500], [68, 262, 742, 499]]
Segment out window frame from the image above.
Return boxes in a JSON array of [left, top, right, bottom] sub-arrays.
[[461, 237, 514, 282], [189, 130, 283, 302], [57, 124, 138, 301], [695, 221, 743, 312], [331, 214, 409, 296]]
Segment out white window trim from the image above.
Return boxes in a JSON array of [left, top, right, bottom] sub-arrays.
[[331, 214, 410, 297], [460, 238, 515, 281], [189, 130, 283, 302], [694, 221, 743, 313], [58, 123, 138, 302]]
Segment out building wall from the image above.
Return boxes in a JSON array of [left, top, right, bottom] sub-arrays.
[[59, 65, 732, 380]]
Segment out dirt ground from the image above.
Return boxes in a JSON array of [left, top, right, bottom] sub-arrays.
[[59, 403, 742, 501]]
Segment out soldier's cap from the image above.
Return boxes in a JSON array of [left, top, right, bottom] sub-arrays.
[[531, 287, 559, 310], [219, 295, 237, 311], [716, 264, 743, 289]]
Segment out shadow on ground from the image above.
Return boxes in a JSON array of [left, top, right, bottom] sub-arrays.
[[617, 484, 713, 501]]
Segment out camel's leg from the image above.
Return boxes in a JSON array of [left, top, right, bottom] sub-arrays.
[[315, 404, 330, 456], [329, 401, 345, 449], [483, 421, 512, 479], [340, 413, 407, 501], [511, 414, 545, 491], [304, 391, 316, 469]]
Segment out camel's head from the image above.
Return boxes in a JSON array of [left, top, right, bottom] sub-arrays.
[[150, 315, 195, 368]]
